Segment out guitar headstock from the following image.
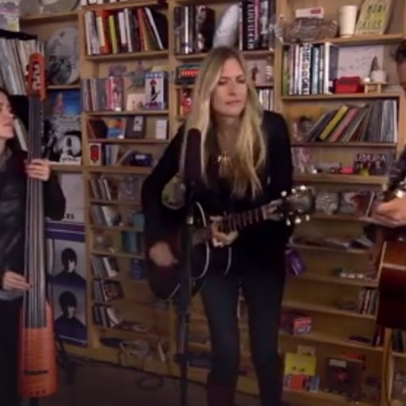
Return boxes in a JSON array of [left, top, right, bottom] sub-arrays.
[[26, 53, 46, 101], [266, 185, 316, 225]]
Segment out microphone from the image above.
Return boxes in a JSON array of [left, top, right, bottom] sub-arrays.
[[183, 128, 202, 187]]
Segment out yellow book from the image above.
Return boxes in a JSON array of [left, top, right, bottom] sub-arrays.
[[284, 352, 317, 376], [318, 105, 349, 141]]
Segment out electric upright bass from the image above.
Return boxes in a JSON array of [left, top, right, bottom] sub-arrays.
[[18, 53, 57, 398]]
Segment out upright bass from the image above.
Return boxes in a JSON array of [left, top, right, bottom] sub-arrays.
[[18, 53, 57, 398]]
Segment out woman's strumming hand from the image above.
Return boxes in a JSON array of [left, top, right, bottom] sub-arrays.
[[149, 242, 178, 267], [25, 159, 51, 182], [2, 271, 30, 291], [210, 216, 238, 247]]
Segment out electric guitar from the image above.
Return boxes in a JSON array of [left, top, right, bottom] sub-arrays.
[[145, 185, 316, 300]]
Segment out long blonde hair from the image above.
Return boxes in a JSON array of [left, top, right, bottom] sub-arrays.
[[180, 46, 266, 199]]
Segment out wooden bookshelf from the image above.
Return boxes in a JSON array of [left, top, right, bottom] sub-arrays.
[[19, 0, 406, 405]]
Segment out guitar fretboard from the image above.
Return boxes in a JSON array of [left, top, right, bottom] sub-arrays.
[[192, 205, 267, 246]]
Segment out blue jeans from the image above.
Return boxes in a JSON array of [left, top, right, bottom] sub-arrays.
[[200, 267, 285, 406]]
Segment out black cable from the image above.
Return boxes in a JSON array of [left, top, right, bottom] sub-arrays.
[[65, 354, 182, 393]]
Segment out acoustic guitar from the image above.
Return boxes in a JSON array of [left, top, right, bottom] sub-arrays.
[[145, 185, 316, 300], [18, 53, 57, 398], [374, 179, 406, 331]]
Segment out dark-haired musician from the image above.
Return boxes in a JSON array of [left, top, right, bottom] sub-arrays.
[[371, 40, 406, 227], [0, 87, 66, 406], [142, 47, 293, 406]]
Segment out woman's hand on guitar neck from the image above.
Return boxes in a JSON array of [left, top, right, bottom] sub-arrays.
[[2, 271, 30, 291], [210, 216, 239, 247], [149, 242, 178, 267]]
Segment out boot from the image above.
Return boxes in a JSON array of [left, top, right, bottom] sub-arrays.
[[207, 378, 235, 406]]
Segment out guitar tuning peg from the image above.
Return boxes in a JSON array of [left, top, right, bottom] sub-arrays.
[[281, 191, 287, 197], [294, 217, 302, 224], [286, 219, 291, 226], [299, 185, 306, 190], [291, 188, 297, 194], [305, 215, 310, 221]]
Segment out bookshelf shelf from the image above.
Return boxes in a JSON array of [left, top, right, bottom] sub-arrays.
[[312, 212, 370, 222], [82, 0, 166, 11], [176, 49, 274, 61], [87, 139, 168, 144], [297, 273, 378, 288], [85, 50, 169, 62], [51, 164, 83, 172], [283, 301, 376, 321], [279, 330, 382, 352], [20, 11, 78, 25], [290, 243, 367, 255], [293, 174, 386, 185], [87, 166, 152, 174], [284, 32, 404, 46], [291, 142, 396, 148], [85, 110, 169, 116], [47, 84, 80, 90], [281, 92, 402, 101]]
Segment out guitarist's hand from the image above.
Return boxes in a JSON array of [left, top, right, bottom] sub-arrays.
[[149, 242, 178, 267], [2, 271, 30, 291], [374, 196, 406, 227], [210, 216, 238, 247]]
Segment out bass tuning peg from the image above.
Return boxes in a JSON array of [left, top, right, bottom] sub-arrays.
[[294, 217, 302, 224]]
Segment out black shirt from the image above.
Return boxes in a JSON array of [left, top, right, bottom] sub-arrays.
[[141, 110, 294, 271], [0, 150, 66, 284]]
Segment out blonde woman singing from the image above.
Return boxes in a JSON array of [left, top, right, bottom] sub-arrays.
[[142, 46, 293, 406]]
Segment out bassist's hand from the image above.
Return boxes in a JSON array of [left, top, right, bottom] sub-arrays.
[[149, 242, 178, 267], [2, 271, 30, 291], [210, 216, 238, 247]]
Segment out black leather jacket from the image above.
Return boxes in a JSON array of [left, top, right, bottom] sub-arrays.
[[0, 150, 66, 286]]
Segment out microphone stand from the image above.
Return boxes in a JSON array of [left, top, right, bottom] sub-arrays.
[[176, 179, 195, 406]]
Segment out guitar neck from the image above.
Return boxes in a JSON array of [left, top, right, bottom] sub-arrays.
[[192, 204, 267, 245]]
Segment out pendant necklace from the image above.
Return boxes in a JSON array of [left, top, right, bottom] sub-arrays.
[[217, 150, 232, 178]]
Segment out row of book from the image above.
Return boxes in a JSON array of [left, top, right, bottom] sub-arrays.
[[174, 0, 275, 55], [356, 287, 378, 316], [84, 6, 167, 56], [0, 31, 42, 95], [81, 72, 168, 112], [91, 255, 119, 278], [82, 0, 276, 56], [89, 175, 143, 202], [93, 279, 123, 303], [299, 100, 398, 143], [282, 43, 338, 96]]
